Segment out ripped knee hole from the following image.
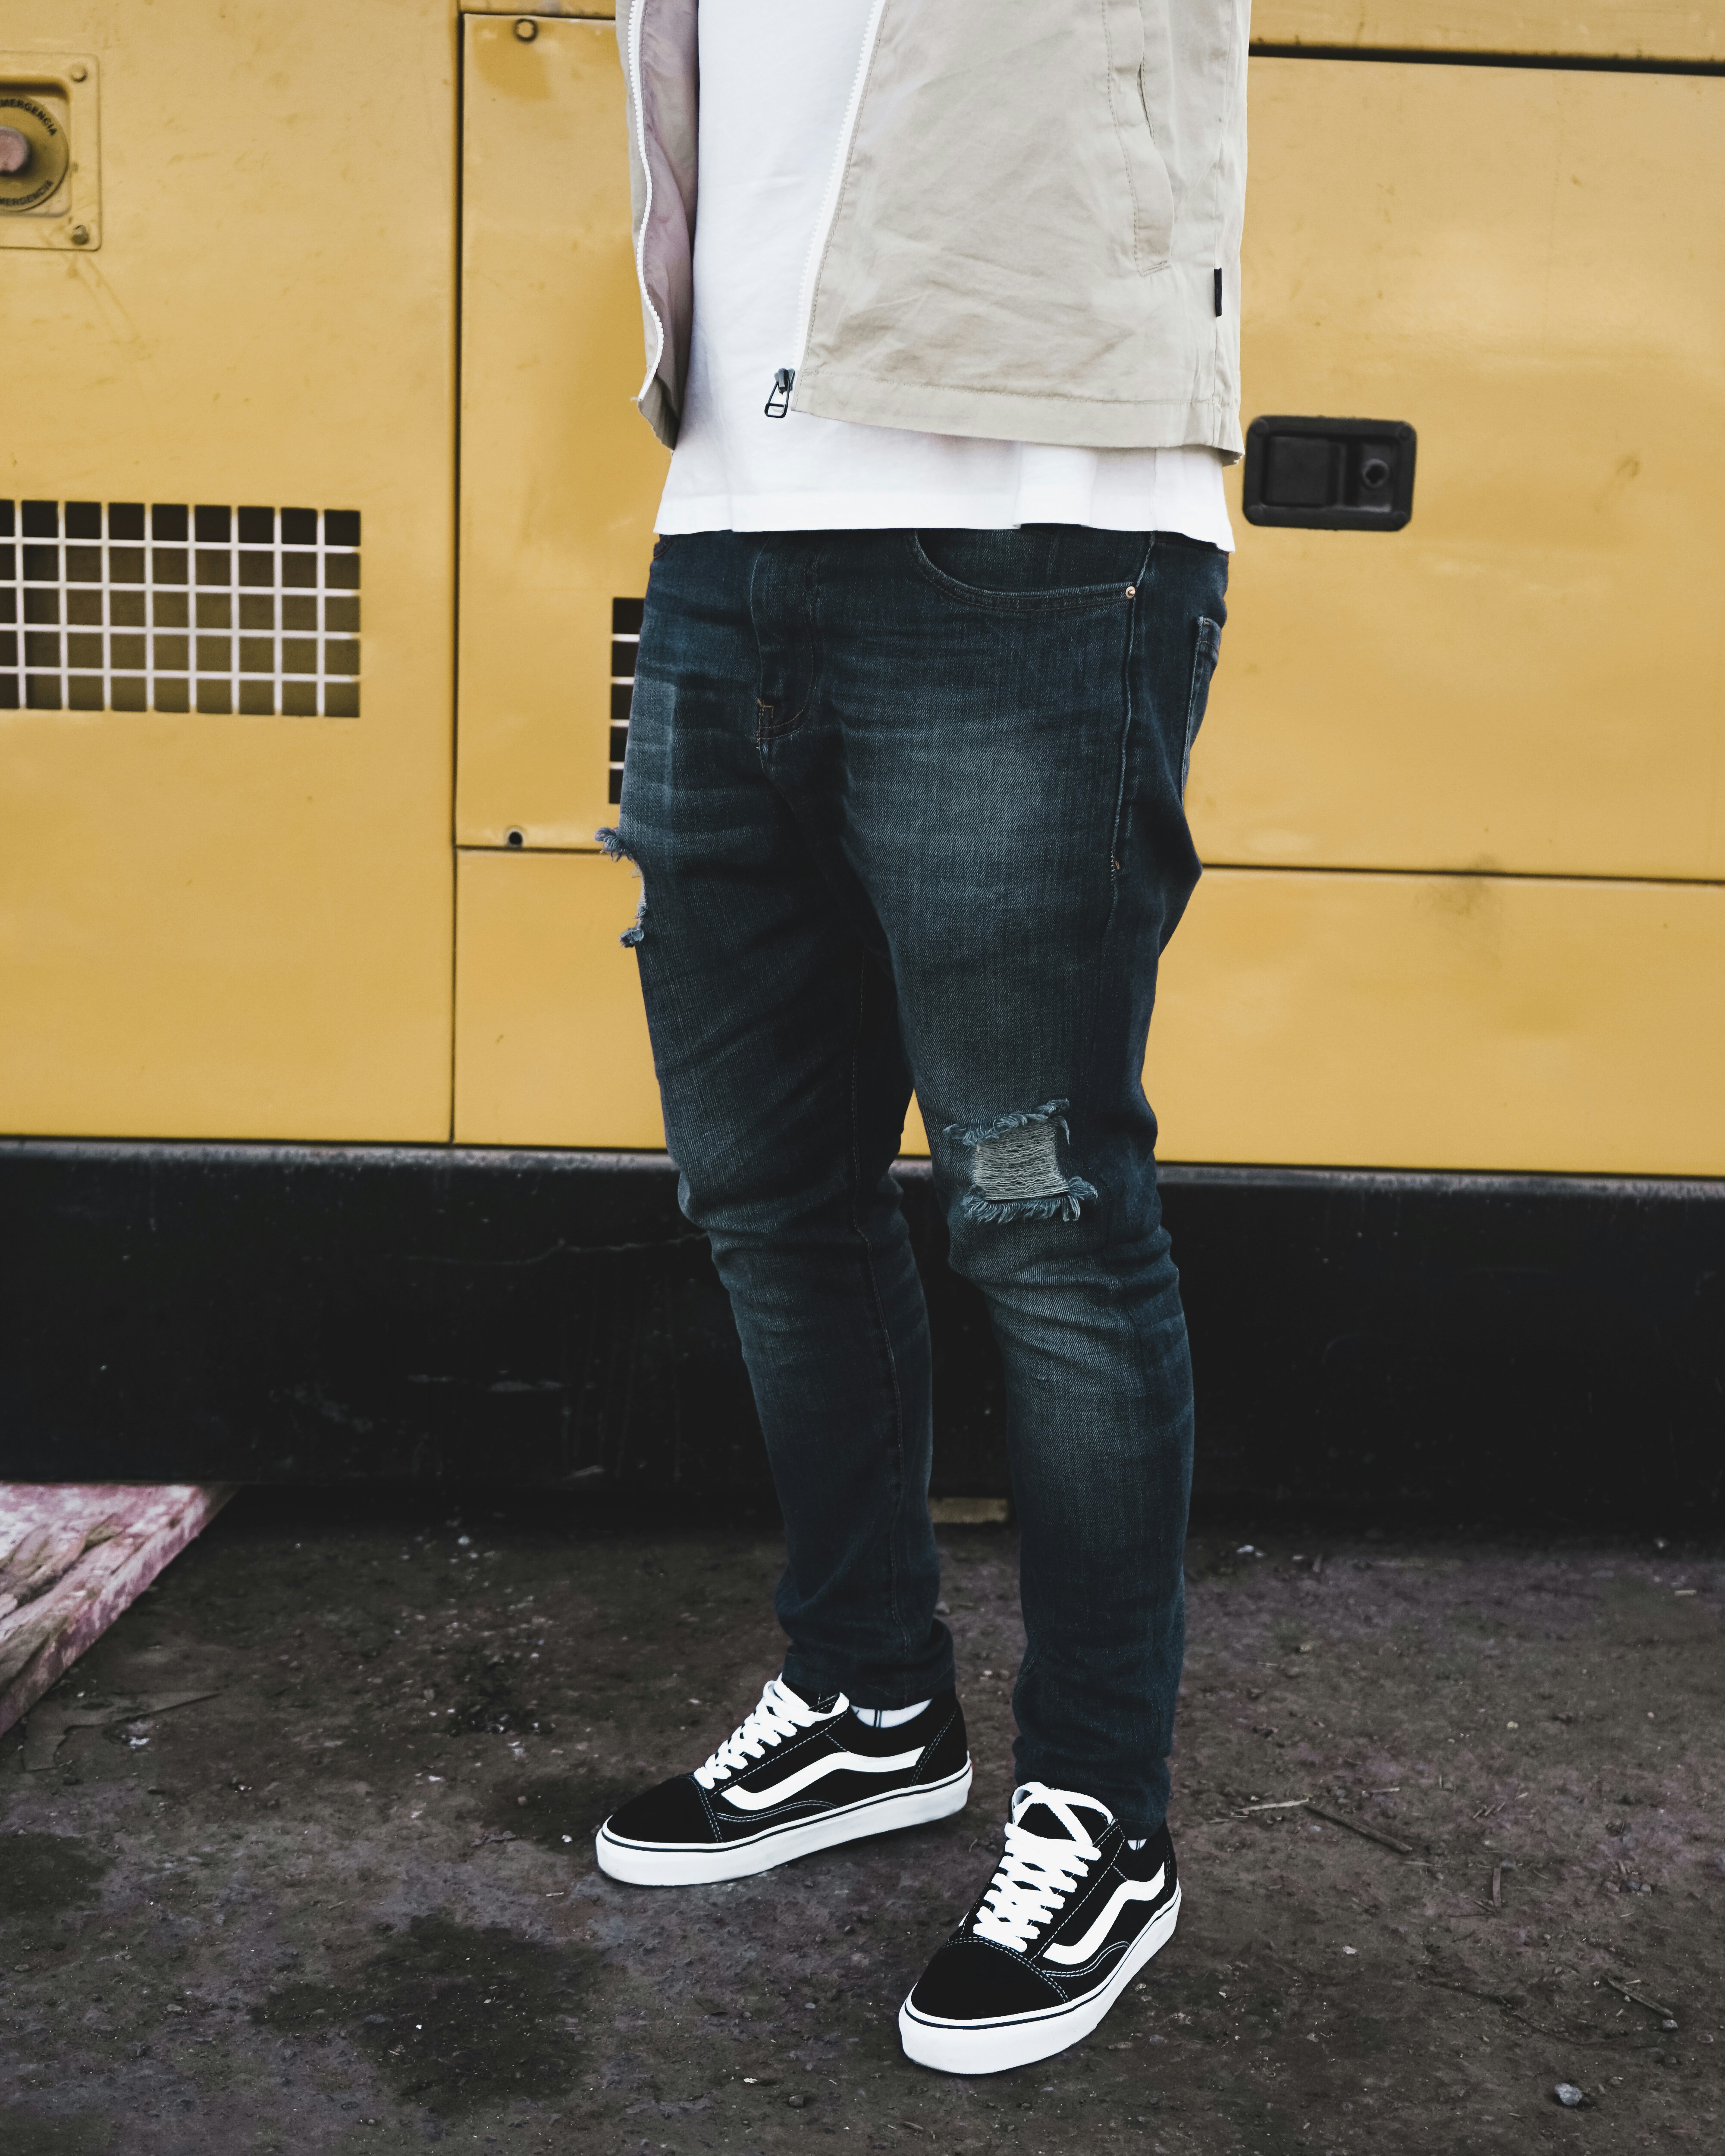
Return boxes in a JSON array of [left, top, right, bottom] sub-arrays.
[[946, 1100, 1097, 1224]]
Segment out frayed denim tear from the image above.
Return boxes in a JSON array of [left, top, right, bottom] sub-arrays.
[[595, 825, 646, 946], [944, 1099, 1097, 1224]]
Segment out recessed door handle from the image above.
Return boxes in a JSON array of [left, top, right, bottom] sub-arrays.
[[1243, 417, 1417, 530]]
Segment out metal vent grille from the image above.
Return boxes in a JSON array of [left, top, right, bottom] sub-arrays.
[[608, 595, 642, 804], [0, 501, 361, 716]]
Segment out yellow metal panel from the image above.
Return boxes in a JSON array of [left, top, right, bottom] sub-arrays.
[[457, 13, 668, 850], [1150, 870, 1725, 1175], [1192, 62, 1725, 881], [444, 16, 1725, 1182], [1252, 4, 1723, 62], [0, 0, 457, 1140], [455, 848, 663, 1147], [455, 851, 1725, 1177]]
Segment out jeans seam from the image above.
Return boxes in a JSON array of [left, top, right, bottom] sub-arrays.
[[754, 541, 826, 744], [1180, 616, 1222, 797], [1104, 536, 1157, 911], [847, 950, 912, 1676], [1087, 533, 1160, 1116], [754, 697, 808, 745]]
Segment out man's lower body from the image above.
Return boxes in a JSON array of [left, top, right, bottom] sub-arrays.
[[593, 524, 1226, 2071]]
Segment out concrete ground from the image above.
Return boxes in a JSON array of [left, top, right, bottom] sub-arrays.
[[2, 1492, 1721, 2156]]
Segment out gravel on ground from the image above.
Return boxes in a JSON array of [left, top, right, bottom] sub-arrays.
[[2, 1491, 1720, 2154]]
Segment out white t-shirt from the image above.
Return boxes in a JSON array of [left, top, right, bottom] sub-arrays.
[[655, 0, 1235, 546]]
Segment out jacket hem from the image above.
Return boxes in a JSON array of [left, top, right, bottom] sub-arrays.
[[793, 368, 1245, 463]]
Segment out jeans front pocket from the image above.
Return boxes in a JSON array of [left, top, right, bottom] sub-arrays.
[[907, 527, 1149, 618], [1181, 616, 1223, 798]]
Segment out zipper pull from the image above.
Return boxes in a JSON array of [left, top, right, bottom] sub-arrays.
[[764, 367, 795, 419]]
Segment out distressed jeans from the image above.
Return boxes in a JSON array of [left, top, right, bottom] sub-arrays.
[[608, 526, 1226, 1833]]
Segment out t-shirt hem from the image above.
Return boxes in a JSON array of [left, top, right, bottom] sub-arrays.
[[655, 492, 1235, 549]]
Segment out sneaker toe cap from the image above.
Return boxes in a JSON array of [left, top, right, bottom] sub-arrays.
[[910, 1941, 1063, 2023], [602, 1775, 712, 1846]]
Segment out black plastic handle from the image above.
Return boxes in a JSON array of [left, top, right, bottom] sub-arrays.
[[1242, 416, 1417, 530]]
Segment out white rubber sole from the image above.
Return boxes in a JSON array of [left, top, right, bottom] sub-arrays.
[[898, 1880, 1181, 2075], [593, 1760, 972, 1887]]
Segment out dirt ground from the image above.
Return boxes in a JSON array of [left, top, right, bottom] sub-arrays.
[[1, 1491, 1720, 2156]]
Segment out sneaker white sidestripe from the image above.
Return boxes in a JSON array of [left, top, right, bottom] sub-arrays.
[[1040, 1866, 1166, 1965], [717, 1745, 922, 1811]]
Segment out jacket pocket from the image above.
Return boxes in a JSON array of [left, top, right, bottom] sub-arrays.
[[1102, 0, 1175, 275], [1182, 617, 1223, 797]]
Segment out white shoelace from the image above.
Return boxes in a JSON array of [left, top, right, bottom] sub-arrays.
[[691, 1676, 847, 1790], [970, 1783, 1107, 1952]]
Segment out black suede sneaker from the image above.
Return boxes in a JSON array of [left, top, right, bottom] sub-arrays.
[[594, 1677, 971, 1887], [899, 1783, 1179, 2074]]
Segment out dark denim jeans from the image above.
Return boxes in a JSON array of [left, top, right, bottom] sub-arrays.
[[610, 526, 1226, 1833]]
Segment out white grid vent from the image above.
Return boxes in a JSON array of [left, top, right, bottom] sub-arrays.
[[0, 501, 361, 717], [608, 594, 642, 804]]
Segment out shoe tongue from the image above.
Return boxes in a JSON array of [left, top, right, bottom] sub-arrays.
[[1013, 1788, 1113, 1843]]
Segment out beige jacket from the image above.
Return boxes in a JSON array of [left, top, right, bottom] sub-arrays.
[[619, 0, 1251, 459]]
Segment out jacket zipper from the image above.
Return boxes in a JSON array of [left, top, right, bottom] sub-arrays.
[[780, 0, 890, 406], [626, 0, 667, 406]]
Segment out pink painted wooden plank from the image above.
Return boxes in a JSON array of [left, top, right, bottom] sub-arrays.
[[0, 1484, 234, 1739]]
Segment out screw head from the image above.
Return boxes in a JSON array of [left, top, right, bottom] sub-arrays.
[[505, 828, 526, 849], [70, 223, 91, 246], [69, 62, 89, 82], [514, 16, 538, 38]]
